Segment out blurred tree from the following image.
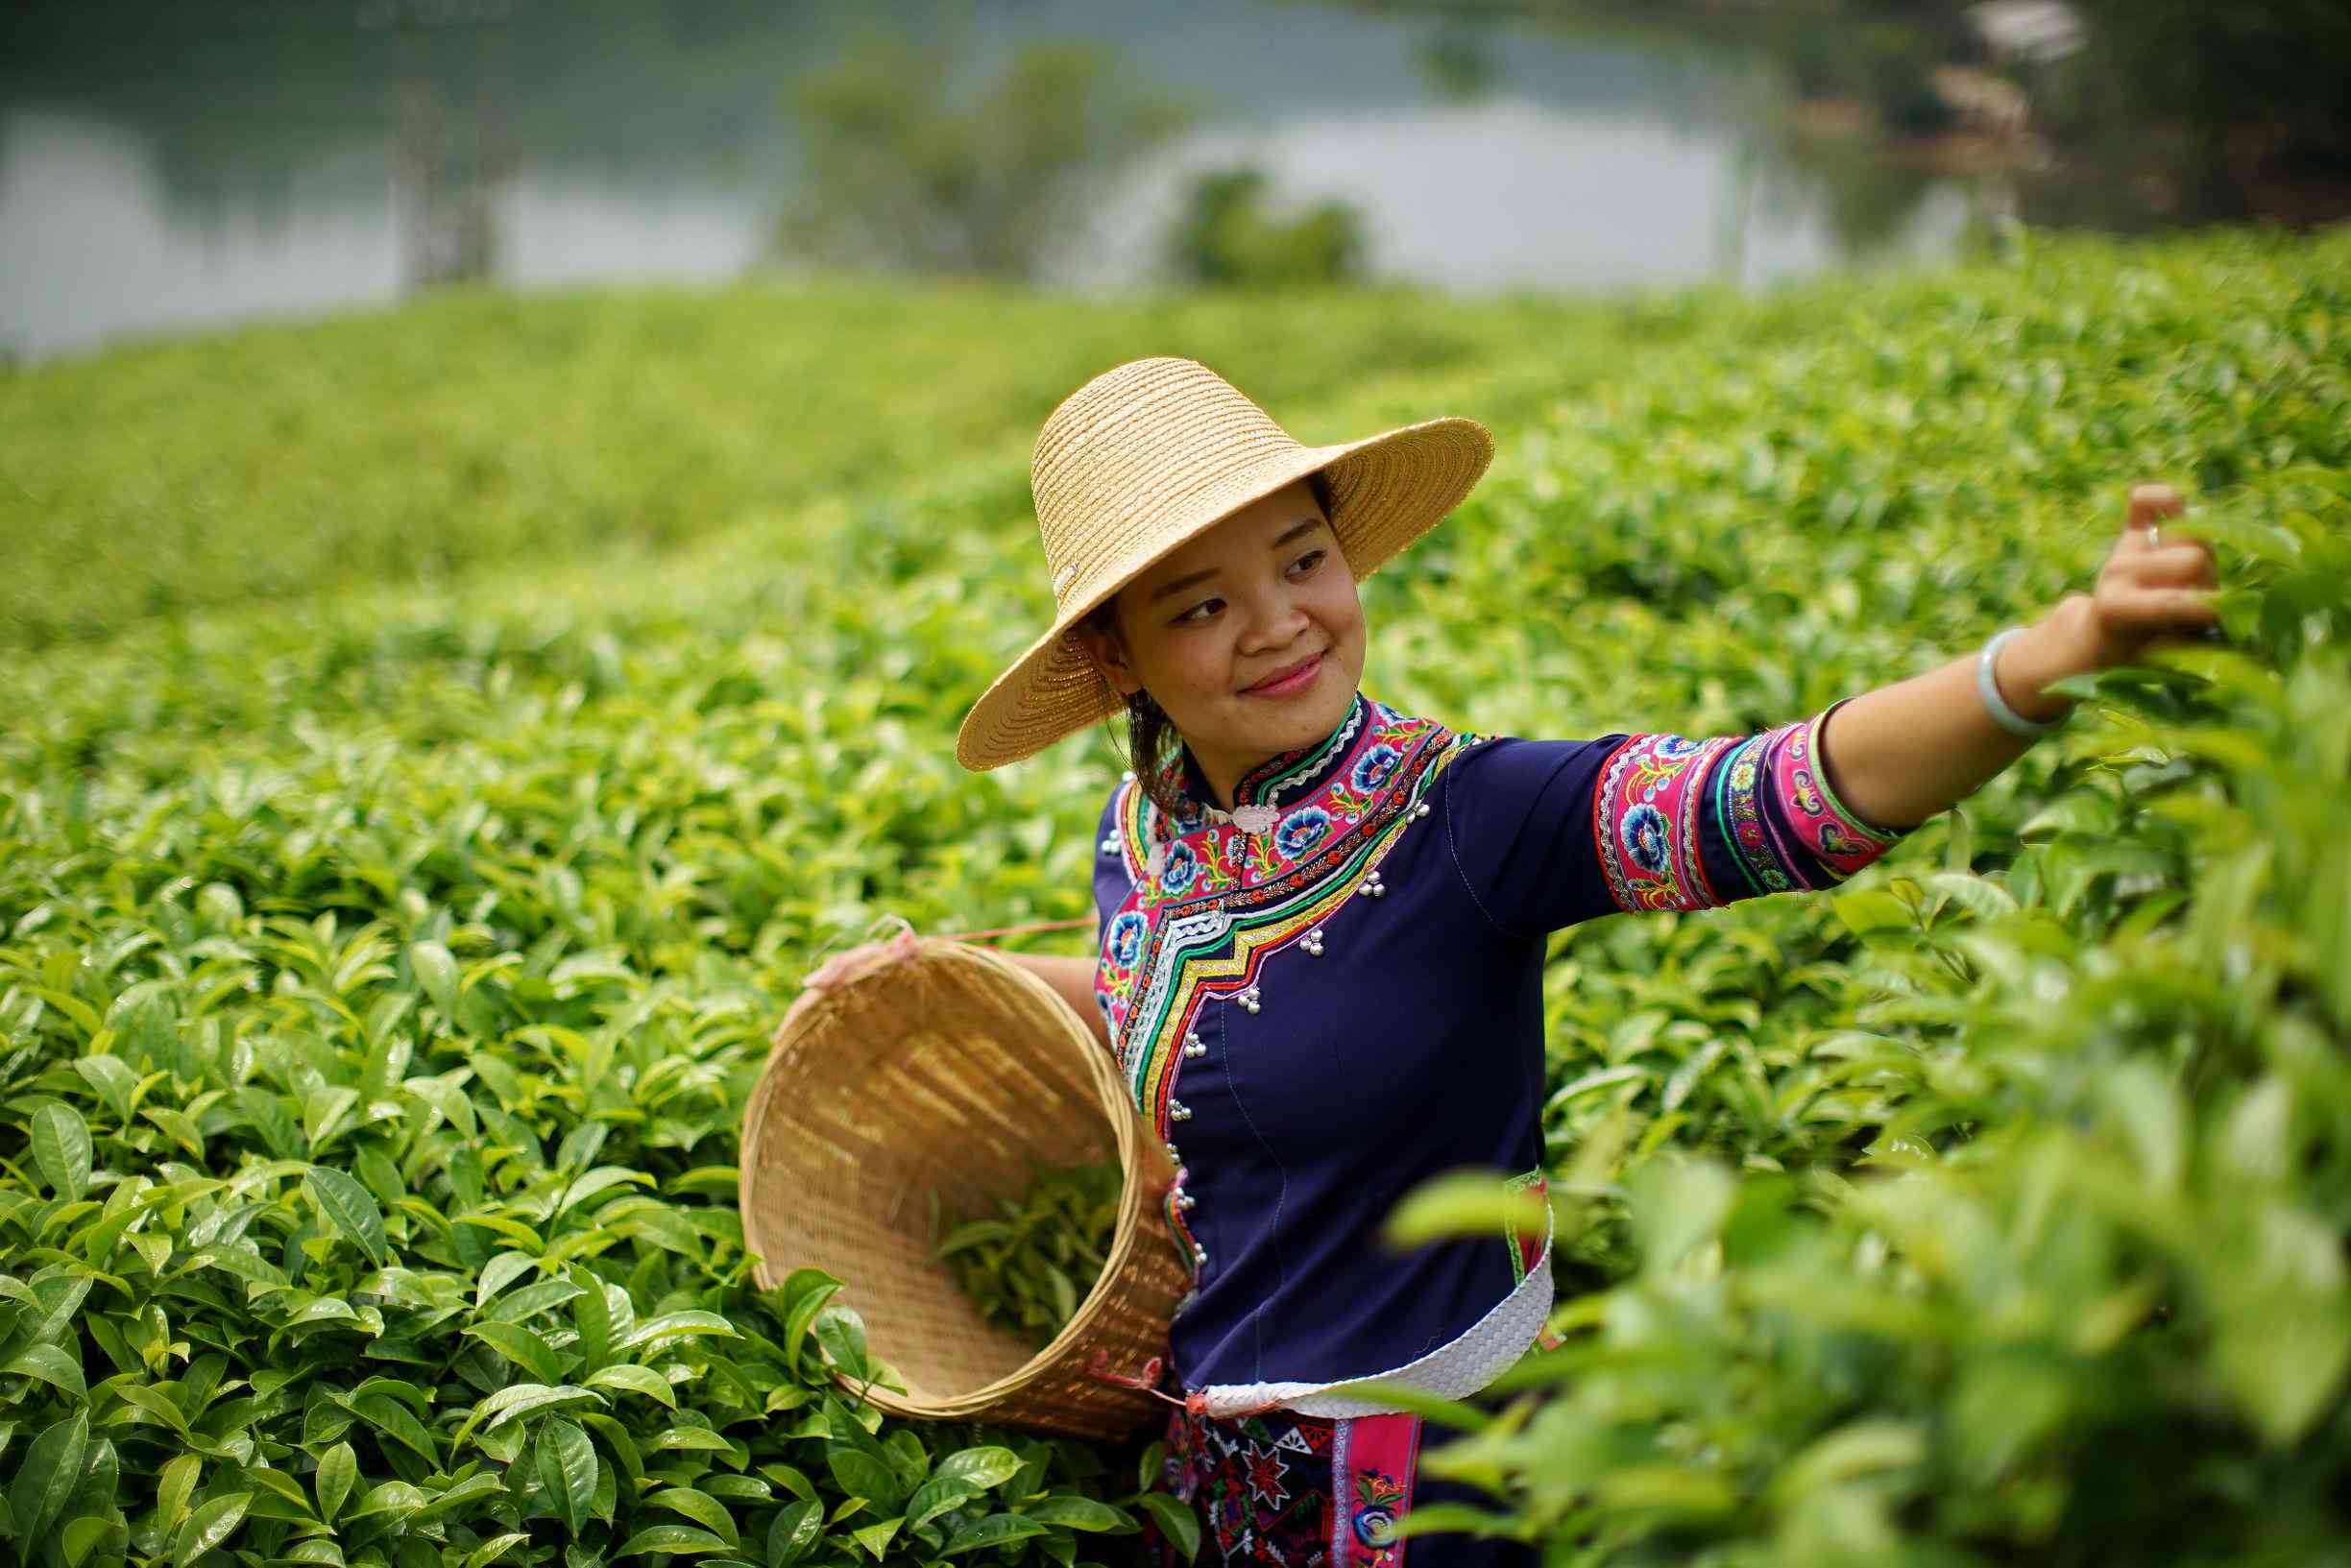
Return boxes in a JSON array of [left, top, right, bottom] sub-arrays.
[[1778, 14, 1958, 135], [2044, 0, 2351, 220], [1164, 167, 1369, 290], [1415, 20, 1502, 105], [776, 33, 1198, 280]]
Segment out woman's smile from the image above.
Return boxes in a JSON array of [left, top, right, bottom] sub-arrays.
[[1244, 652, 1322, 698]]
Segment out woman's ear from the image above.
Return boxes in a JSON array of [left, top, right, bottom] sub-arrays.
[[1073, 616, 1142, 699]]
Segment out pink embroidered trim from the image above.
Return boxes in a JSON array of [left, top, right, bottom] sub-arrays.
[[1331, 1412, 1421, 1565], [1775, 706, 1903, 877], [1592, 732, 1739, 913]]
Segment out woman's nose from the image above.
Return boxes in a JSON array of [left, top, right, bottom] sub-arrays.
[[1240, 591, 1311, 651]]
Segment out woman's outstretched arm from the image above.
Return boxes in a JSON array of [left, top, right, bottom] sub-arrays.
[[1815, 484, 2220, 832]]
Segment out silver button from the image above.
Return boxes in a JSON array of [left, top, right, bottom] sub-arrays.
[[1170, 1100, 1192, 1122]]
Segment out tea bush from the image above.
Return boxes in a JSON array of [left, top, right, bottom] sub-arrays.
[[0, 223, 2344, 1567]]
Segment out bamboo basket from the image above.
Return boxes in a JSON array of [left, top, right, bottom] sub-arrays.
[[739, 935, 1189, 1441]]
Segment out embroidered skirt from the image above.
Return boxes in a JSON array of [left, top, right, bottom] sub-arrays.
[[1137, 1401, 1536, 1567]]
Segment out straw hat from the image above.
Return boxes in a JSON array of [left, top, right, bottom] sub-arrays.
[[955, 356, 1494, 772]]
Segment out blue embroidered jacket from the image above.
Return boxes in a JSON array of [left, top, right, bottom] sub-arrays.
[[1090, 688, 1906, 1399]]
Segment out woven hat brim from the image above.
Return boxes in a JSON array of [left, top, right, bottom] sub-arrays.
[[956, 414, 1493, 772]]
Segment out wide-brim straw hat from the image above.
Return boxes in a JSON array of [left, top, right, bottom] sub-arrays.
[[956, 355, 1494, 772]]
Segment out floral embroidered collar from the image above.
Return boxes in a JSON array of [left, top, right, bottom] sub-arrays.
[[1153, 689, 1374, 833]]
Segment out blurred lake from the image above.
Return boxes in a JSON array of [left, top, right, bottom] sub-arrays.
[[0, 0, 1989, 363]]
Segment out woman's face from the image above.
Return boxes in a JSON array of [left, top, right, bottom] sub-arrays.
[[1076, 477, 1367, 807]]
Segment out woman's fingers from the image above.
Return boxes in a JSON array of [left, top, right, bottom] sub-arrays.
[[2125, 482, 2184, 543], [2094, 484, 2222, 649], [2098, 584, 2222, 631], [2120, 538, 2219, 586]]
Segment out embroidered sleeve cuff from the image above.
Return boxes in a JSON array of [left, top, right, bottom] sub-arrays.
[[1719, 696, 1905, 896], [1594, 699, 1908, 914], [1593, 731, 1744, 912]]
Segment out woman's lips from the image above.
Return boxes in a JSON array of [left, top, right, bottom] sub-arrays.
[[1245, 653, 1321, 697]]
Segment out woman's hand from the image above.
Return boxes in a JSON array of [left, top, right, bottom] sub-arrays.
[[1809, 481, 2228, 831], [2052, 483, 2223, 674], [771, 929, 927, 1044]]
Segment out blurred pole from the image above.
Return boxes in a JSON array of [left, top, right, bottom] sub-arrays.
[[1715, 64, 1772, 288], [389, 0, 510, 294]]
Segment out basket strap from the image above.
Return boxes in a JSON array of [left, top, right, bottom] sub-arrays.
[[939, 916, 1095, 943], [1084, 1350, 1186, 1407]]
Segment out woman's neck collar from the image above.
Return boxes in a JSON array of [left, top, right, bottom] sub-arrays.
[[1164, 689, 1371, 821]]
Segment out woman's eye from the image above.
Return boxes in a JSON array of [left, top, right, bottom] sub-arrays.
[[1173, 552, 1321, 625]]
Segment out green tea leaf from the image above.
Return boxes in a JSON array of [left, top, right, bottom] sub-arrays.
[[466, 1319, 570, 1384], [6, 1341, 86, 1398], [313, 1441, 355, 1525], [173, 1491, 252, 1567], [933, 1446, 1022, 1489], [848, 1517, 902, 1558], [32, 1103, 93, 1201], [940, 1513, 1050, 1555], [303, 1166, 386, 1266], [9, 1411, 89, 1549], [643, 1487, 739, 1547], [615, 1310, 739, 1355], [535, 1418, 596, 1538], [1137, 1494, 1201, 1563], [585, 1363, 678, 1407], [1022, 1494, 1131, 1532], [825, 1443, 901, 1508], [614, 1525, 727, 1557], [764, 1497, 823, 1567], [410, 941, 460, 1015]]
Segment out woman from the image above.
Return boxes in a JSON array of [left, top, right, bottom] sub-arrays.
[[848, 356, 2218, 1565]]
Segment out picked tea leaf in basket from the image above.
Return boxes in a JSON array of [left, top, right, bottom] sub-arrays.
[[930, 1152, 1123, 1350]]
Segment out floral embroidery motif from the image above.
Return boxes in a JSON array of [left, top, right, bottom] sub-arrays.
[[1620, 802, 1669, 876], [1107, 910, 1148, 967], [1349, 743, 1401, 793], [1776, 698, 1903, 875], [1161, 839, 1201, 897], [1351, 1470, 1405, 1549], [1273, 807, 1332, 859]]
